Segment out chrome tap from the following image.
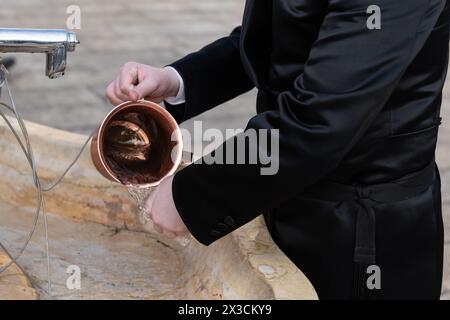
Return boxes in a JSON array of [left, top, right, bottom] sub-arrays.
[[0, 28, 79, 79]]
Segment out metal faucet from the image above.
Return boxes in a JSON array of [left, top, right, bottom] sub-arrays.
[[0, 28, 79, 79]]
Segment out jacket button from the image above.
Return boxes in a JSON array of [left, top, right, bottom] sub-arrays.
[[217, 222, 228, 231], [210, 230, 221, 237], [224, 216, 235, 226]]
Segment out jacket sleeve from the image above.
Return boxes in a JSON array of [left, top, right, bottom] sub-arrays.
[[173, 0, 446, 245], [165, 27, 255, 123]]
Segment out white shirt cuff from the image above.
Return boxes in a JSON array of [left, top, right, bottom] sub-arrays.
[[164, 66, 186, 105]]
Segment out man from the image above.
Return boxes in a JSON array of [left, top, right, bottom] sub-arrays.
[[106, 0, 449, 299]]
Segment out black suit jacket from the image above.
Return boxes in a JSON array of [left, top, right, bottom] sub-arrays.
[[167, 0, 448, 299]]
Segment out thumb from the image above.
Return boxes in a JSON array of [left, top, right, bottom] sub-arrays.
[[131, 77, 157, 101]]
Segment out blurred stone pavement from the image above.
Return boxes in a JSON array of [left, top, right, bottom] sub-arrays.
[[0, 0, 449, 299]]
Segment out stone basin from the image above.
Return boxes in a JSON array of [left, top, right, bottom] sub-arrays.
[[0, 117, 317, 300]]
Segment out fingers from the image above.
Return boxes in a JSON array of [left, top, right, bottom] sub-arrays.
[[153, 224, 179, 240], [163, 230, 177, 239], [119, 63, 138, 97], [152, 218, 177, 239], [105, 62, 139, 104], [153, 223, 163, 234], [105, 62, 171, 106], [153, 222, 186, 238], [175, 228, 190, 237], [106, 81, 123, 105], [132, 77, 158, 101], [146, 188, 183, 239], [114, 78, 129, 101], [106, 78, 129, 105]]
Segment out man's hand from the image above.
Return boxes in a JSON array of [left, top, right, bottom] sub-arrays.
[[145, 175, 189, 239], [106, 62, 180, 105]]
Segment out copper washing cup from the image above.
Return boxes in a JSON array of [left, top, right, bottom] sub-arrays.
[[91, 100, 183, 188]]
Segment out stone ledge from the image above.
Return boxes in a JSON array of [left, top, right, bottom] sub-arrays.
[[0, 117, 317, 299], [0, 248, 39, 300]]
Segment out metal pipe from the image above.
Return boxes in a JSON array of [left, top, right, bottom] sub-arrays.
[[0, 28, 79, 79]]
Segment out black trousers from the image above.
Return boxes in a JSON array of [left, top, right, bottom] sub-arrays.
[[265, 166, 444, 300]]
